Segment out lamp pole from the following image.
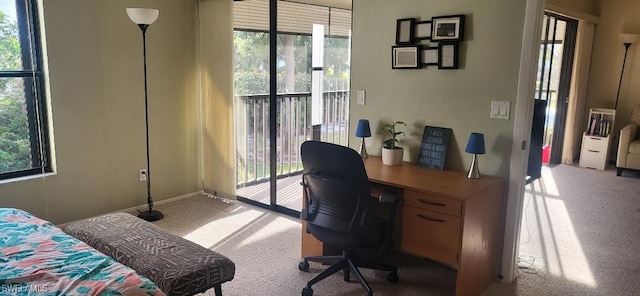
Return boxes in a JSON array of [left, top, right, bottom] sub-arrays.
[[614, 42, 632, 110], [127, 8, 163, 222]]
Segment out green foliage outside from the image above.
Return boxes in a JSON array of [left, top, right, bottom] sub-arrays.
[[233, 30, 350, 96], [0, 11, 32, 174], [234, 30, 351, 185]]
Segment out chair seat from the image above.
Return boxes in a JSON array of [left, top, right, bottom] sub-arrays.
[[629, 140, 640, 154], [307, 216, 386, 249]]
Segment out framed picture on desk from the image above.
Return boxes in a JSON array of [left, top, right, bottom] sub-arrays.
[[417, 126, 452, 170]]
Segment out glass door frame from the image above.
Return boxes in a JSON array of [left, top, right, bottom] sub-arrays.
[[536, 12, 578, 165], [234, 0, 351, 218], [236, 0, 300, 218]]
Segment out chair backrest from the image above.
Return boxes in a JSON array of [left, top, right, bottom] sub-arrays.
[[632, 105, 640, 125], [300, 141, 370, 234]]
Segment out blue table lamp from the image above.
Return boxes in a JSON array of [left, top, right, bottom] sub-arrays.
[[355, 119, 371, 158], [465, 133, 485, 179]]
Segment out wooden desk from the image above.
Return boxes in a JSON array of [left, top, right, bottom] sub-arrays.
[[300, 157, 504, 296]]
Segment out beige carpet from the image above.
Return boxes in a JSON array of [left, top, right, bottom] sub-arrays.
[[146, 164, 640, 296], [491, 164, 640, 296]]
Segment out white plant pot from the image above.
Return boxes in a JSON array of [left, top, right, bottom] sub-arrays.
[[382, 147, 403, 166]]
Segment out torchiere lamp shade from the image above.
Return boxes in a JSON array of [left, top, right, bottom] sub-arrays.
[[126, 8, 159, 25], [465, 133, 485, 154], [355, 119, 371, 137]]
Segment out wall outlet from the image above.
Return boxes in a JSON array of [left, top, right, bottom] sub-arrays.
[[139, 169, 147, 181]]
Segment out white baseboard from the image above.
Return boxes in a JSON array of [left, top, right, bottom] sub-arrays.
[[120, 191, 205, 214], [57, 191, 205, 228]]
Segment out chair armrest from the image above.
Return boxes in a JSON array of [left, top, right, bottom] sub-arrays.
[[617, 123, 639, 167], [300, 179, 310, 221]]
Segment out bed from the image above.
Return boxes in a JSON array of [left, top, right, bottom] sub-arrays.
[[0, 208, 165, 296]]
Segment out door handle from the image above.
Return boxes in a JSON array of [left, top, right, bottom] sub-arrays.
[[417, 214, 445, 223], [418, 199, 446, 207]]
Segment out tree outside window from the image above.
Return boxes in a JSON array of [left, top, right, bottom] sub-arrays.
[[0, 0, 50, 180], [233, 30, 350, 96]]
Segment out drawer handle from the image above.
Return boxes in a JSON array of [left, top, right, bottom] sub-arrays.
[[418, 199, 446, 207], [588, 150, 600, 153], [589, 137, 601, 140], [417, 214, 445, 223]]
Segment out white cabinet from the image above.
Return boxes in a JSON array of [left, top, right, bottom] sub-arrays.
[[579, 108, 615, 170]]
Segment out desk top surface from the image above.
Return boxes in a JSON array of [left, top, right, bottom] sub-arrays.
[[363, 157, 503, 200]]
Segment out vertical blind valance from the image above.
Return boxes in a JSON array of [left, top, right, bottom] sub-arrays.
[[233, 0, 351, 37]]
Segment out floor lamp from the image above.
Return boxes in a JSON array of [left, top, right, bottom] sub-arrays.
[[615, 33, 640, 110], [127, 8, 163, 222]]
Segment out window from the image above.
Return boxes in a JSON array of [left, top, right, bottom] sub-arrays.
[[0, 0, 50, 180]]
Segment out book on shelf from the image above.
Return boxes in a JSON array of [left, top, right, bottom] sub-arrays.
[[586, 114, 610, 137]]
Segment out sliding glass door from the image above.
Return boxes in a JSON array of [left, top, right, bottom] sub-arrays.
[[233, 0, 351, 215], [528, 12, 577, 181]]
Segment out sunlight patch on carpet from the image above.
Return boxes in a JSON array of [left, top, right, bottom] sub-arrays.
[[182, 207, 265, 247], [537, 172, 597, 288], [234, 216, 298, 248]]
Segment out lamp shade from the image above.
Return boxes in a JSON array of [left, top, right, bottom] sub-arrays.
[[126, 8, 159, 25], [355, 119, 371, 137], [619, 33, 640, 44], [465, 133, 485, 154]]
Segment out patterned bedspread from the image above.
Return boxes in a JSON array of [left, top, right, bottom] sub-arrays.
[[0, 208, 166, 296]]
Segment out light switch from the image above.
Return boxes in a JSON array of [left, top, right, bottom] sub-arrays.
[[499, 104, 507, 116], [491, 103, 500, 116], [490, 101, 510, 120], [357, 90, 366, 105]]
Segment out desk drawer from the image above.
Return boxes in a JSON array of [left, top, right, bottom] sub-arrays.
[[404, 190, 462, 217], [402, 205, 461, 266]]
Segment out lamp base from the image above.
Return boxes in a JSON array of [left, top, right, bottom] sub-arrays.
[[467, 154, 481, 179], [138, 209, 164, 221], [359, 137, 368, 158]]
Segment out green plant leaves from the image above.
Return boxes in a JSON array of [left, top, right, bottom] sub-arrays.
[[382, 121, 407, 149]]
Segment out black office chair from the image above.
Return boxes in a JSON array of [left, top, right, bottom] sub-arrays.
[[298, 141, 399, 296]]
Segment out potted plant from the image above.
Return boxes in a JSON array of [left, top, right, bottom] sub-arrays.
[[381, 121, 406, 165]]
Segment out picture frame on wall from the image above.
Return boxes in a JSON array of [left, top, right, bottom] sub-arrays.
[[431, 15, 465, 41], [415, 21, 432, 40], [438, 41, 459, 69], [395, 18, 416, 45], [392, 45, 421, 69], [421, 47, 438, 66]]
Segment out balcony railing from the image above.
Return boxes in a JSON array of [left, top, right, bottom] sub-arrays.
[[235, 91, 349, 187]]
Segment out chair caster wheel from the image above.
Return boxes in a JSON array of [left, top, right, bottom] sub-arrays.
[[387, 271, 399, 283], [302, 287, 313, 296], [299, 261, 310, 272]]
